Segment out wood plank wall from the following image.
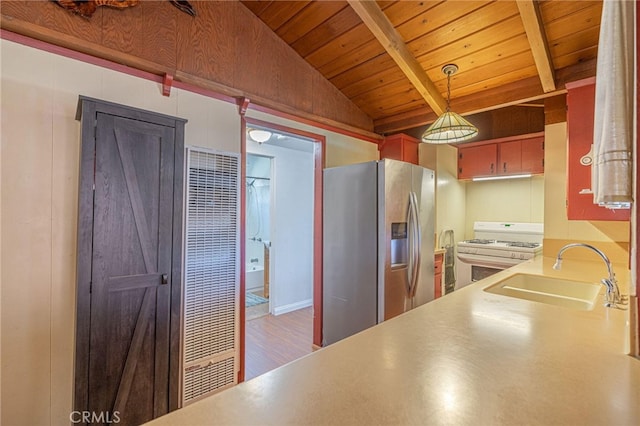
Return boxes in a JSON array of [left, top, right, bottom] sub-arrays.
[[0, 1, 373, 132], [403, 105, 544, 141]]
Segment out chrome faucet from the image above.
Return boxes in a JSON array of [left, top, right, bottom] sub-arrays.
[[553, 243, 627, 308]]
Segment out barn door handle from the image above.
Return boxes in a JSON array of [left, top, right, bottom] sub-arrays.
[[161, 274, 168, 285]]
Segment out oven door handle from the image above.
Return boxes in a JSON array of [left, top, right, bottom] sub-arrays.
[[456, 252, 525, 268]]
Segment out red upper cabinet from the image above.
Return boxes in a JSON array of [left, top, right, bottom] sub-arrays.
[[457, 133, 544, 180], [498, 141, 521, 175], [379, 133, 419, 165], [520, 136, 545, 174], [566, 79, 630, 221], [498, 135, 545, 175], [458, 143, 497, 179]]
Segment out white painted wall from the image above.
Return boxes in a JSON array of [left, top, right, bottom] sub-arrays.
[[464, 176, 545, 239], [247, 139, 314, 314], [0, 39, 378, 426], [419, 143, 466, 246], [0, 39, 241, 426]]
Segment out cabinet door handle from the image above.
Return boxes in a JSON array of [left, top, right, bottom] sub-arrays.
[[490, 163, 494, 173], [503, 162, 507, 173], [161, 274, 168, 285]]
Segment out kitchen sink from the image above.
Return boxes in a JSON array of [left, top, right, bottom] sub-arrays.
[[484, 274, 601, 311]]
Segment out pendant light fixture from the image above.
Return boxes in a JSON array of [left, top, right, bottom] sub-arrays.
[[421, 64, 478, 144]]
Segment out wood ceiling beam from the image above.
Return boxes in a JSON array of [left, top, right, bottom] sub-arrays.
[[347, 0, 447, 115], [516, 0, 556, 93]]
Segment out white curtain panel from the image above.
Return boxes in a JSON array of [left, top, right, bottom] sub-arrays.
[[592, 0, 635, 204]]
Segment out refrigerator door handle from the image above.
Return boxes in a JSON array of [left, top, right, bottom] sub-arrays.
[[409, 192, 422, 300], [411, 192, 422, 298], [406, 194, 415, 297]]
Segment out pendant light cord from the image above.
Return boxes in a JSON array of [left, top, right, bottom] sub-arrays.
[[445, 70, 451, 112]]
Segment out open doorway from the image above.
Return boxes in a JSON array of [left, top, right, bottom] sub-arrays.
[[245, 153, 272, 321], [240, 118, 324, 381]]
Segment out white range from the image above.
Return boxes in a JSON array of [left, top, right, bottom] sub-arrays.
[[456, 222, 543, 289]]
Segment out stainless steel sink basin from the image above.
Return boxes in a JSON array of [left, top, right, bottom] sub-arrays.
[[484, 273, 601, 310]]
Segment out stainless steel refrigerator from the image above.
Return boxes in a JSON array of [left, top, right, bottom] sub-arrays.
[[323, 159, 435, 346]]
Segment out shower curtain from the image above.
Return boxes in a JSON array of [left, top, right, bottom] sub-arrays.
[[592, 0, 635, 205]]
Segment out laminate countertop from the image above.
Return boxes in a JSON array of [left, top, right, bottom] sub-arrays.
[[148, 256, 640, 425]]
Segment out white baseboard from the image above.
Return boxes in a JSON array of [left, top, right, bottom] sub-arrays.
[[273, 298, 312, 316]]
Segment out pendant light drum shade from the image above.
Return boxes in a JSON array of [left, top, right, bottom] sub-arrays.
[[421, 111, 478, 143], [422, 64, 478, 144]]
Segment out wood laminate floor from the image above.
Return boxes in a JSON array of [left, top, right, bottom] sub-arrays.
[[245, 306, 313, 381]]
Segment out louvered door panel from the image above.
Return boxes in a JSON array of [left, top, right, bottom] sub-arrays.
[[183, 148, 240, 405]]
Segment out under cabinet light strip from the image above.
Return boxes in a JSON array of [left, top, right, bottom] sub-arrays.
[[472, 174, 532, 182]]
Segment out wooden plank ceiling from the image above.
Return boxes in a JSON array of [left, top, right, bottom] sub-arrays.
[[240, 0, 602, 134]]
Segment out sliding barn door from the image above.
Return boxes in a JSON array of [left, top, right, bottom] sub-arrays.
[[75, 97, 185, 425], [183, 148, 240, 405]]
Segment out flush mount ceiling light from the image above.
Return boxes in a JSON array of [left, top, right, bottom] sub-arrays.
[[248, 129, 272, 144], [421, 64, 478, 144]]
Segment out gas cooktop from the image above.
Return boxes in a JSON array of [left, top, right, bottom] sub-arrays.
[[461, 239, 540, 249], [457, 222, 544, 260]]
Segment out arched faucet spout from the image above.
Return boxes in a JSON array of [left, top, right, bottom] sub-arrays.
[[553, 243, 627, 309]]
